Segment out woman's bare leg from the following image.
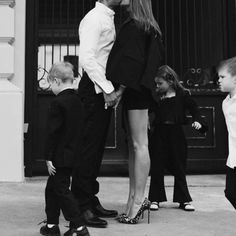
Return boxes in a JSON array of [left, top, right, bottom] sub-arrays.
[[124, 134, 135, 215], [127, 109, 150, 218]]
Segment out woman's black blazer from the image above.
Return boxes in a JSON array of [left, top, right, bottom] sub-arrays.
[[106, 18, 165, 92]]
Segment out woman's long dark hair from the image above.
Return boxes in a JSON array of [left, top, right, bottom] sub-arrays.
[[129, 0, 162, 35]]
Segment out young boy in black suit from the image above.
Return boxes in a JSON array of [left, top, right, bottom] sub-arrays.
[[39, 62, 90, 236]]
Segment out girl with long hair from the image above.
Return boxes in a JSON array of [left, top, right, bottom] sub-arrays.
[[148, 65, 208, 212]]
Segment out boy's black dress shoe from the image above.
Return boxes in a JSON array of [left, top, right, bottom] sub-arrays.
[[40, 224, 61, 236], [82, 209, 108, 228], [64, 226, 90, 236], [93, 204, 118, 218]]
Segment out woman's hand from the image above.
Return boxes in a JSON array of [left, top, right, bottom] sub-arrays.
[[114, 85, 126, 108], [192, 121, 202, 130], [46, 161, 56, 176]]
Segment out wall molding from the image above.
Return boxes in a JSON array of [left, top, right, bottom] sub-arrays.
[[0, 0, 15, 8], [0, 73, 14, 79], [0, 37, 14, 44]]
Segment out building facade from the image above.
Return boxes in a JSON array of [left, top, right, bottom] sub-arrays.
[[0, 0, 235, 181], [0, 0, 25, 181]]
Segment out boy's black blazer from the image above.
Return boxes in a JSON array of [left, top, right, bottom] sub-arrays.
[[106, 18, 165, 92], [44, 89, 84, 168]]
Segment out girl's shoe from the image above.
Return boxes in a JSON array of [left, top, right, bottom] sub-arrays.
[[150, 202, 159, 211], [118, 198, 151, 224], [179, 202, 195, 211]]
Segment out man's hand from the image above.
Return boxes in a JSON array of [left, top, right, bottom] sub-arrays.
[[103, 90, 117, 108], [192, 121, 202, 130], [46, 161, 56, 176]]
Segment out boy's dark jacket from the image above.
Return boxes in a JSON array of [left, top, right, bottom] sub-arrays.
[[106, 18, 165, 92], [151, 90, 208, 134], [44, 89, 84, 168]]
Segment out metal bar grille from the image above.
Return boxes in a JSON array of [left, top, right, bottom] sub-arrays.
[[37, 0, 226, 91]]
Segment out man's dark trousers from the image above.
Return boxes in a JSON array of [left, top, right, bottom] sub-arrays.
[[71, 73, 112, 211], [225, 167, 236, 209], [45, 168, 83, 228]]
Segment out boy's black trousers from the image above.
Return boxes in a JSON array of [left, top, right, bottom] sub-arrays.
[[45, 168, 83, 228], [71, 73, 112, 211], [225, 167, 236, 209], [148, 124, 192, 203]]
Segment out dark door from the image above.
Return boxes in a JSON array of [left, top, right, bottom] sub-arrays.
[[25, 0, 129, 176], [25, 0, 236, 176]]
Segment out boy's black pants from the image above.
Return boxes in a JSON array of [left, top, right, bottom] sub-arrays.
[[148, 124, 192, 203], [225, 167, 236, 209], [45, 168, 83, 228], [71, 73, 112, 211]]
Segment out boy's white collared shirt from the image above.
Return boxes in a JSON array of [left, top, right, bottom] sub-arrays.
[[79, 1, 115, 94], [222, 93, 236, 168]]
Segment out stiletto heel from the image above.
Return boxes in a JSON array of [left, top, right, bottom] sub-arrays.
[[147, 208, 150, 224], [118, 198, 151, 224]]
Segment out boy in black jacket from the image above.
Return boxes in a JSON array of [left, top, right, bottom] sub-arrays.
[[39, 62, 90, 236]]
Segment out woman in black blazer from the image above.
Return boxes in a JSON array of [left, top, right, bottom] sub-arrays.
[[106, 0, 164, 224]]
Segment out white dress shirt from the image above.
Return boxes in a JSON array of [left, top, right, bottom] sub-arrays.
[[79, 2, 115, 94], [222, 94, 236, 168]]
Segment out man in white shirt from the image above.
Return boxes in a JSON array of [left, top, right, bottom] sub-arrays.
[[218, 56, 236, 210], [71, 0, 122, 228]]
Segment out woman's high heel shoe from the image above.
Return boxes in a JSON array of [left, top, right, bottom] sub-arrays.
[[115, 213, 127, 221], [118, 198, 151, 224]]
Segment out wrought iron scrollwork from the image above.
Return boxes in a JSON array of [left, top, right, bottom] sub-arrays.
[[182, 67, 218, 88], [38, 66, 51, 91]]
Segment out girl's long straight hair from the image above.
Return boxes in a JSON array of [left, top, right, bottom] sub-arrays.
[[129, 0, 162, 36]]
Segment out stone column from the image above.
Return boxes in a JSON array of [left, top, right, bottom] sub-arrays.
[[0, 0, 25, 181]]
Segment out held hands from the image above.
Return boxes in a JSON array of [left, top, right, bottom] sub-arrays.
[[192, 121, 202, 130], [46, 161, 56, 176], [103, 90, 117, 109], [104, 85, 126, 109], [114, 86, 125, 109]]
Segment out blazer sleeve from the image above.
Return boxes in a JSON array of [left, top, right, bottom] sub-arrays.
[[44, 99, 64, 161], [106, 21, 147, 91], [184, 93, 208, 134], [141, 32, 165, 91]]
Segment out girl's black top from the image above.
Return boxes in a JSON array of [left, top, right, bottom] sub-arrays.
[[152, 90, 208, 133]]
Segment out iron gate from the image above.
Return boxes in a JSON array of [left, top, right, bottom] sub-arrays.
[[25, 0, 236, 176]]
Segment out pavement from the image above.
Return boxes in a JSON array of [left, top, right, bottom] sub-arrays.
[[0, 175, 235, 236]]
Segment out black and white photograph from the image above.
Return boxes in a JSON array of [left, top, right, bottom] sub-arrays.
[[0, 0, 236, 235]]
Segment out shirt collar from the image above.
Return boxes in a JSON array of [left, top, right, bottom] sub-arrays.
[[95, 1, 115, 17], [225, 93, 236, 102]]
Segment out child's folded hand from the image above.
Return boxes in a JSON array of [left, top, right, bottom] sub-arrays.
[[192, 121, 202, 130], [46, 161, 56, 176]]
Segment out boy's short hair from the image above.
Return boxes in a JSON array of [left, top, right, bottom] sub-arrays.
[[48, 61, 74, 83], [217, 57, 236, 76]]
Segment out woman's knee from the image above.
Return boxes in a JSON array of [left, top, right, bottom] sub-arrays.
[[132, 141, 148, 152]]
